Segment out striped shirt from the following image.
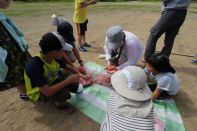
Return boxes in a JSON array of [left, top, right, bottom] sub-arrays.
[[100, 94, 154, 131]]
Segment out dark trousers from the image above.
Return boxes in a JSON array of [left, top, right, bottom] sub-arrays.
[[39, 73, 78, 103], [144, 10, 187, 58]]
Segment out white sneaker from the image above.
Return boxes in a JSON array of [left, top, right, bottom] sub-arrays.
[[98, 54, 106, 59]]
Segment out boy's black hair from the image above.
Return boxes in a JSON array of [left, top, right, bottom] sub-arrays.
[[145, 53, 176, 74], [39, 32, 62, 54]]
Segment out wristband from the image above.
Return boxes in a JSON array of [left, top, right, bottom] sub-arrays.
[[78, 60, 83, 63]]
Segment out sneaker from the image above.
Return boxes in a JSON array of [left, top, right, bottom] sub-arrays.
[[83, 42, 91, 47], [191, 59, 197, 64], [79, 46, 88, 52], [76, 83, 84, 99], [76, 92, 83, 99], [20, 93, 29, 101], [98, 54, 106, 59]]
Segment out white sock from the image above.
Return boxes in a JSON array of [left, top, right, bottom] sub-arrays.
[[77, 83, 83, 93], [76, 83, 84, 99]]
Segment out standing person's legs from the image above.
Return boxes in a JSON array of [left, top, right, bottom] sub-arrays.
[[76, 23, 83, 47], [161, 11, 187, 57], [76, 21, 88, 52], [82, 34, 86, 45], [144, 15, 165, 59], [81, 20, 91, 47], [161, 27, 180, 57], [144, 11, 176, 59]]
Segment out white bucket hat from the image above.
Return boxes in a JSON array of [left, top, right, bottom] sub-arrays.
[[111, 66, 152, 101], [111, 66, 153, 118], [106, 26, 125, 50]]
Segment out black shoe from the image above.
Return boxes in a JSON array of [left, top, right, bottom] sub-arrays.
[[191, 59, 197, 64], [79, 46, 88, 52], [83, 43, 91, 47]]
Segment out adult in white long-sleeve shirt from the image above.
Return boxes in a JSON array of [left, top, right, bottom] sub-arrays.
[[104, 26, 144, 69]]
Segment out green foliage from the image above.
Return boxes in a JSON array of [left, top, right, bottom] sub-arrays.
[[3, 1, 197, 16], [12, 0, 197, 1], [14, 0, 74, 1], [12, 0, 161, 1]]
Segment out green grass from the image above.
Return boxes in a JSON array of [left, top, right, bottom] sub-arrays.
[[0, 2, 73, 16], [91, 2, 161, 13], [1, 1, 197, 16]]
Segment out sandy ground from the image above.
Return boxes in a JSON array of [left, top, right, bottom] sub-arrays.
[[0, 3, 197, 131]]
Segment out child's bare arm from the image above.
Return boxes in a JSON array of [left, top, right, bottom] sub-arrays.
[[80, 0, 97, 8], [72, 47, 84, 66], [86, 0, 97, 5], [151, 87, 162, 100]]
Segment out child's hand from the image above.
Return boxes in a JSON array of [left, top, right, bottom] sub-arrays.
[[67, 74, 80, 83], [78, 73, 87, 79], [79, 61, 84, 66], [78, 66, 86, 74]]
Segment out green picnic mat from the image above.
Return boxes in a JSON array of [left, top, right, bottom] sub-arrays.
[[68, 61, 185, 131]]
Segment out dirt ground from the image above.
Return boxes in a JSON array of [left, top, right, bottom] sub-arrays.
[[0, 3, 197, 131]]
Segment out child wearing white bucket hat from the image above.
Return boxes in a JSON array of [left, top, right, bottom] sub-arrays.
[[100, 66, 154, 131]]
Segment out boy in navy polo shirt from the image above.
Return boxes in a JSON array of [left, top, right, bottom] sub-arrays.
[[24, 33, 83, 107]]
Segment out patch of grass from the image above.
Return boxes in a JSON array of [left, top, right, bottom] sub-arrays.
[[90, 2, 161, 13], [1, 1, 196, 17], [1, 2, 73, 16], [188, 3, 197, 13]]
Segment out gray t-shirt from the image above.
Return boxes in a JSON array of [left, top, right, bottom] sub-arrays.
[[155, 73, 180, 95], [162, 0, 190, 11]]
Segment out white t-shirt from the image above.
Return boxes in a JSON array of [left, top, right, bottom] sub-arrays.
[[104, 31, 144, 69]]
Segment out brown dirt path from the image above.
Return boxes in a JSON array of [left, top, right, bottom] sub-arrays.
[[0, 3, 197, 131]]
